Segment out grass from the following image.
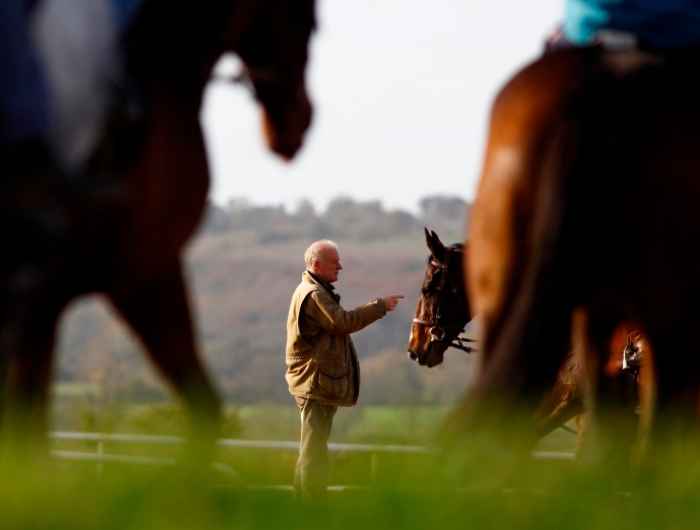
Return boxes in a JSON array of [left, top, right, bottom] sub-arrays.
[[10, 431, 700, 530], [40, 401, 700, 530]]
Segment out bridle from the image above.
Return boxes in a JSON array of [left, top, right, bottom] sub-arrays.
[[412, 248, 476, 354]]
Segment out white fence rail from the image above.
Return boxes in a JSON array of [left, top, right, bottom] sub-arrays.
[[49, 431, 574, 472], [49, 431, 437, 481]]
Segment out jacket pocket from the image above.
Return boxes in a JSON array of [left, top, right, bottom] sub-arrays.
[[316, 370, 349, 401]]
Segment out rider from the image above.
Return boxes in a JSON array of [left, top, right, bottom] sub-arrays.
[[2, 0, 142, 178], [548, 0, 700, 49], [1, 0, 55, 176]]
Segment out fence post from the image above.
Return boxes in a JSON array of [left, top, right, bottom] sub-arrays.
[[97, 440, 104, 477], [370, 452, 378, 484]]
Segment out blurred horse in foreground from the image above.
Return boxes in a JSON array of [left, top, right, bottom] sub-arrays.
[[408, 229, 651, 447], [1, 0, 316, 453], [463, 45, 697, 458]]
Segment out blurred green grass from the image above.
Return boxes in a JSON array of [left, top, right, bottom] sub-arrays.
[[8, 436, 700, 530], [38, 400, 700, 530], [32, 392, 700, 530]]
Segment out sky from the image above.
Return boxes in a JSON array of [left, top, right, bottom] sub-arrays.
[[201, 0, 562, 214]]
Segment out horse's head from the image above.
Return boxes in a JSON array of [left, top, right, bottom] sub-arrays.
[[408, 228, 472, 367], [227, 0, 315, 160]]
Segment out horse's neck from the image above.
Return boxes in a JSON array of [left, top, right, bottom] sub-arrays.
[[126, 0, 234, 103]]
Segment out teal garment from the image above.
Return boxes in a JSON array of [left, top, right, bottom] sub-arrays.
[[564, 0, 700, 48]]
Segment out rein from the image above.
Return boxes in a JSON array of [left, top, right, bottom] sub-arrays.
[[411, 317, 477, 354]]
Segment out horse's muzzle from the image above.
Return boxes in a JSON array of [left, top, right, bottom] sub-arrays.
[[261, 90, 312, 161]]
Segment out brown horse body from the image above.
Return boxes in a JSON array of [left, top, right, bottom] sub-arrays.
[[465, 45, 695, 450], [1, 0, 316, 450]]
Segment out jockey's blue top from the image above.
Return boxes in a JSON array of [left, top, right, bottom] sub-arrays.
[[564, 0, 700, 48]]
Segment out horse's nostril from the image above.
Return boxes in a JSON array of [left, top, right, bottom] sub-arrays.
[[407, 351, 418, 361]]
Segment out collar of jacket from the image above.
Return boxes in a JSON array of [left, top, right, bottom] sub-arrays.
[[304, 270, 341, 303]]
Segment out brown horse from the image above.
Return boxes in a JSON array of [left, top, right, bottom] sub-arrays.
[[1, 0, 316, 451], [464, 44, 696, 454], [408, 228, 474, 369], [408, 229, 649, 443]]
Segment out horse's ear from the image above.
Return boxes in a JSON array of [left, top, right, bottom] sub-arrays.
[[426, 228, 446, 262]]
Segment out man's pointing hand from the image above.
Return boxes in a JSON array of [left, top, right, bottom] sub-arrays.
[[382, 295, 404, 312]]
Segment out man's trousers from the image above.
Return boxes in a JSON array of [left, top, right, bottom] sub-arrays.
[[294, 397, 337, 499]]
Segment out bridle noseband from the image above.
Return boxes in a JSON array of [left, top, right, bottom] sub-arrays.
[[412, 251, 476, 354]]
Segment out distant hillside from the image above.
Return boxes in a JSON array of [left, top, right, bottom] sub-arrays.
[[56, 195, 475, 406]]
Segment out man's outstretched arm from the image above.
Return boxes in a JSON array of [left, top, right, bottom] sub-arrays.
[[308, 290, 402, 335]]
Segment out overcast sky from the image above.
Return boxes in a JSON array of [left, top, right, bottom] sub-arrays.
[[201, 0, 562, 213]]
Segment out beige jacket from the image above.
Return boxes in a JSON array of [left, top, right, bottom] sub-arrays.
[[285, 271, 387, 406]]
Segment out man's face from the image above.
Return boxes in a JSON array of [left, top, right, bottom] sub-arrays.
[[314, 247, 342, 283]]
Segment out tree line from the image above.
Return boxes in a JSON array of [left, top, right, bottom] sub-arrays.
[[201, 194, 471, 244]]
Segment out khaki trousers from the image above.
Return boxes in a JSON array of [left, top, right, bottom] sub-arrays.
[[293, 397, 337, 499]]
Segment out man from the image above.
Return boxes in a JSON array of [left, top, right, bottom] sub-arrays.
[[285, 240, 402, 499]]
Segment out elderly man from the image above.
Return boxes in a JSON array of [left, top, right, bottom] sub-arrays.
[[285, 240, 402, 499]]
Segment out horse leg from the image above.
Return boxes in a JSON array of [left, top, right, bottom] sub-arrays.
[[0, 305, 60, 460], [577, 313, 639, 469], [535, 393, 584, 439], [645, 325, 700, 454], [535, 350, 584, 438], [107, 259, 221, 461]]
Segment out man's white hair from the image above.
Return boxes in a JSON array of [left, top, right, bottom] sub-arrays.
[[304, 240, 339, 268]]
